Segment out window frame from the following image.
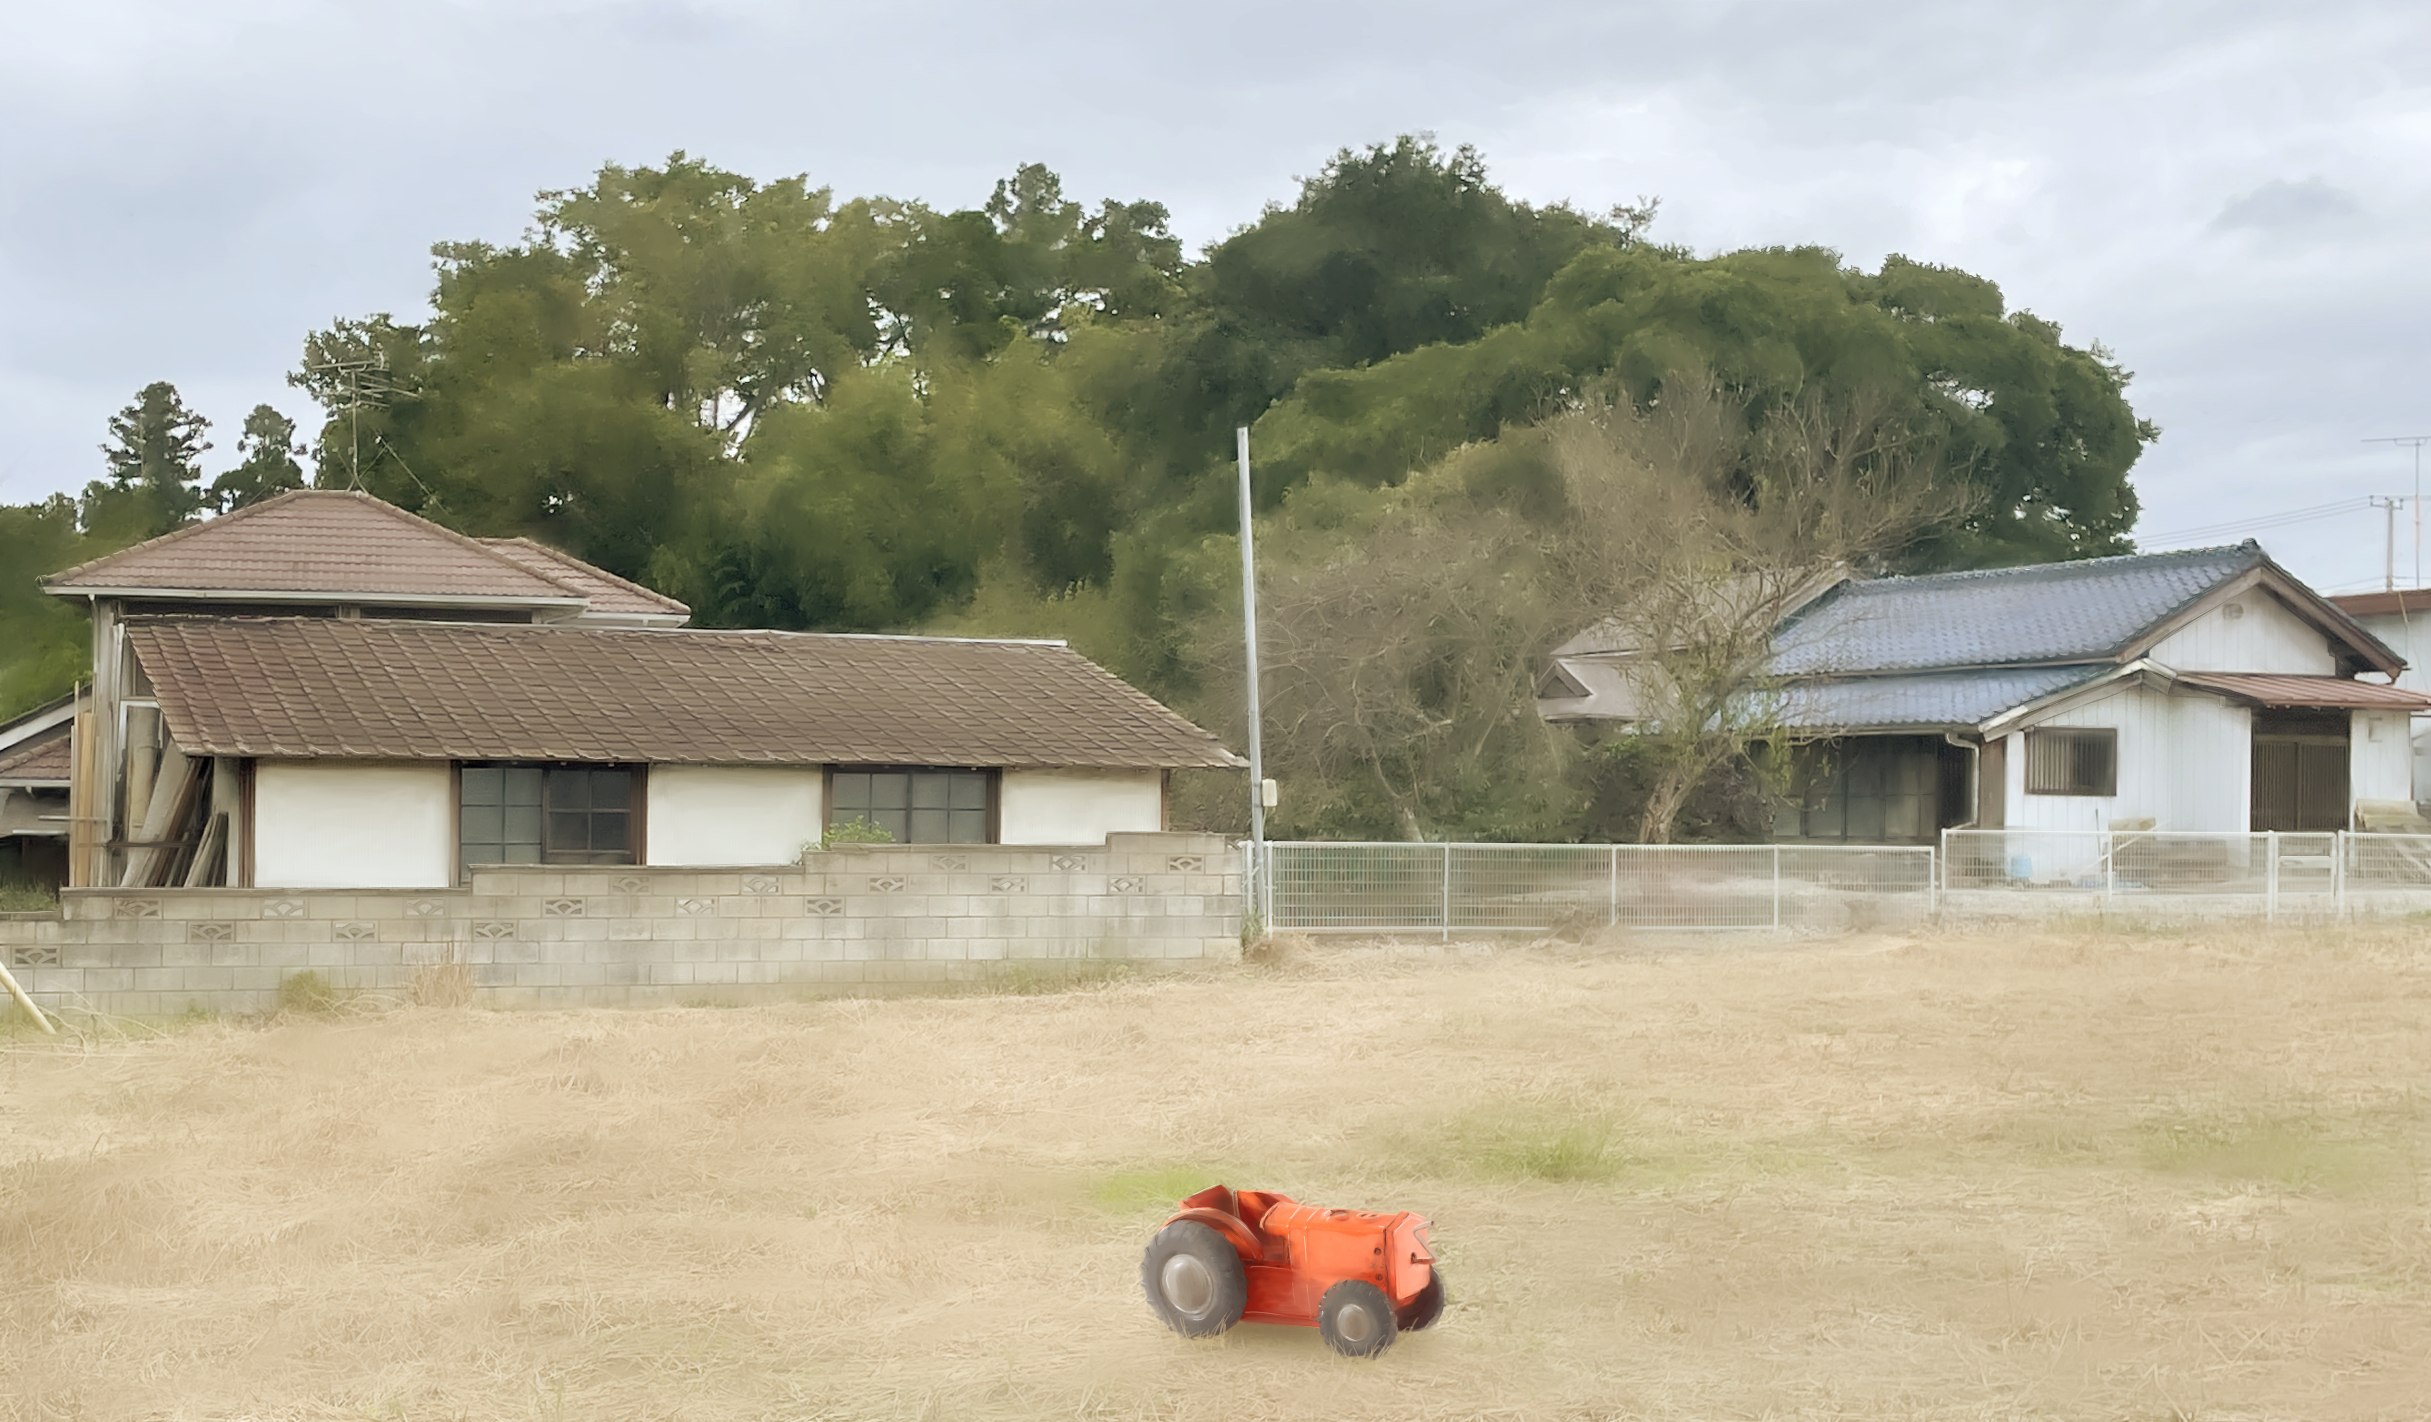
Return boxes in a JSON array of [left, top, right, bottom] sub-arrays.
[[455, 761, 648, 876], [822, 765, 1000, 845], [2022, 727, 2117, 797]]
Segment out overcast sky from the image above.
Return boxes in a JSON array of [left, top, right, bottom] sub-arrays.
[[4, 0, 2424, 591]]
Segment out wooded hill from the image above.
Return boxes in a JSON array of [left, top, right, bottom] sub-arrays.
[[0, 137, 2157, 841]]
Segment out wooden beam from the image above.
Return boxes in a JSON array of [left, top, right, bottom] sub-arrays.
[[118, 741, 193, 888], [0, 958, 56, 1035]]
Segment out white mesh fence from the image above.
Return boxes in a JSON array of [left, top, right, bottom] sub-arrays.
[[1246, 841, 1937, 935], [1941, 830, 2431, 921]]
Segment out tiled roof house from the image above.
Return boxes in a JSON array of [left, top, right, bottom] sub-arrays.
[[37, 490, 1240, 891], [1540, 542, 2429, 842]]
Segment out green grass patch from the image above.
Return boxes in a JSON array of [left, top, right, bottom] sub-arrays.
[[1089, 1165, 1234, 1214], [0, 878, 59, 912], [2138, 1111, 2394, 1190], [1395, 1100, 1676, 1186]]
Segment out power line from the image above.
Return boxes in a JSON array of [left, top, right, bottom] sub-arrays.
[[2138, 496, 2368, 547]]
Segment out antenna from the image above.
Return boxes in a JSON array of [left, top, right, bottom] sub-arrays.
[[307, 346, 396, 490], [2365, 436, 2431, 588]]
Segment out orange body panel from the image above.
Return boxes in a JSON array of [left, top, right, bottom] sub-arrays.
[[1167, 1185, 1435, 1328]]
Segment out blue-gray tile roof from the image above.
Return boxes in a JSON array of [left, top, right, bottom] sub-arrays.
[[1769, 542, 2264, 676], [1772, 667, 2111, 731]]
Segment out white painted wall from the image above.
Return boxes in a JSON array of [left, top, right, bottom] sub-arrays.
[[2352, 710, 2415, 807], [2002, 686, 2251, 834], [2347, 612, 2431, 807], [254, 761, 453, 888], [648, 765, 824, 865], [999, 768, 1162, 844], [2148, 593, 2337, 674]]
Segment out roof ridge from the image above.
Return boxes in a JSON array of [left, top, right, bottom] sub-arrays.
[[40, 485, 323, 586], [477, 536, 691, 614], [333, 495, 593, 601], [41, 488, 593, 603], [116, 613, 1074, 649], [1837, 540, 2263, 593]]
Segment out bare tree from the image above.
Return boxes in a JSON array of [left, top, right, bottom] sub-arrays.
[[1546, 378, 1972, 842], [1189, 377, 1968, 843]]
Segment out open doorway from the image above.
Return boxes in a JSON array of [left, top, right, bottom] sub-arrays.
[[2250, 710, 2348, 832]]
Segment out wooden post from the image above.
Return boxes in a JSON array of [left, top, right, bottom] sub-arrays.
[[66, 701, 95, 888], [0, 959, 57, 1035]]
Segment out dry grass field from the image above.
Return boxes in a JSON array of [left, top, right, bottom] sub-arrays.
[[5, 922, 2431, 1421]]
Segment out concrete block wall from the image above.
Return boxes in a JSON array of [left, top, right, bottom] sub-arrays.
[[0, 832, 1239, 1018]]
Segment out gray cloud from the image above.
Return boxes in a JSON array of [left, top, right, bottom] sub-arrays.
[[2213, 177, 2366, 233], [5, 0, 2430, 592]]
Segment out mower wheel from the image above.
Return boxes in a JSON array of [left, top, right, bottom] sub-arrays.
[[1397, 1269, 1447, 1331], [1317, 1279, 1398, 1358], [1141, 1221, 1247, 1338]]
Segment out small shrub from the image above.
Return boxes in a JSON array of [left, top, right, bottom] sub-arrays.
[[0, 877, 60, 912], [817, 817, 895, 850], [276, 970, 339, 1014]]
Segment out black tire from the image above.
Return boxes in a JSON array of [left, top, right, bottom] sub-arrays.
[[1141, 1221, 1247, 1338], [1397, 1269, 1446, 1332], [1317, 1279, 1398, 1358]]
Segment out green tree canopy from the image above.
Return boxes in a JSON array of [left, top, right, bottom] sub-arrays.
[[209, 404, 307, 512], [82, 380, 211, 545], [1246, 244, 2155, 564]]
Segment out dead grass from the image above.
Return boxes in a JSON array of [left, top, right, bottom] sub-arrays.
[[5, 923, 2431, 1419]]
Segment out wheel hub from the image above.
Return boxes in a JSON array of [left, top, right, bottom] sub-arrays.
[[1161, 1253, 1214, 1318], [1336, 1301, 1377, 1344]]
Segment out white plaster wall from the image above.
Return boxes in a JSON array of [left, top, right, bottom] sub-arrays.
[[648, 765, 824, 866], [2148, 593, 2337, 674], [2350, 612, 2431, 694], [2348, 614, 2431, 801], [2170, 695, 2252, 833], [999, 768, 1163, 844], [2003, 687, 2250, 833], [254, 761, 453, 889], [2352, 710, 2415, 807]]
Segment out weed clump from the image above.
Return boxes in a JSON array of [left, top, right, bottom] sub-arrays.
[[276, 970, 340, 1014]]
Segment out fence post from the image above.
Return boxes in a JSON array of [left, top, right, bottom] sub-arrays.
[[2266, 830, 2278, 923], [1608, 844, 1619, 928], [1771, 845, 1782, 930], [1441, 842, 1453, 942], [2335, 830, 2348, 919], [2103, 829, 2114, 912]]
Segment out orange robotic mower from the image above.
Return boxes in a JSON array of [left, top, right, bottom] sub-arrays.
[[1140, 1185, 1445, 1357]]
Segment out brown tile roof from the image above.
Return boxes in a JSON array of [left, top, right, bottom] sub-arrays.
[[42, 490, 585, 605], [2329, 589, 2431, 619], [478, 538, 690, 619], [126, 618, 1243, 770], [2175, 672, 2431, 710], [0, 733, 70, 786]]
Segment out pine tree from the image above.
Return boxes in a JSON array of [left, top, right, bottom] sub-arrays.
[[83, 381, 211, 542]]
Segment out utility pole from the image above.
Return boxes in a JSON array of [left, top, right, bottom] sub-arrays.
[[2366, 436, 2431, 588], [2375, 496, 2401, 591], [1236, 426, 1267, 852]]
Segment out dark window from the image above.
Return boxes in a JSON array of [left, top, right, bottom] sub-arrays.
[[462, 764, 638, 867], [2024, 728, 2117, 797], [828, 767, 992, 843], [1771, 736, 1957, 844]]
